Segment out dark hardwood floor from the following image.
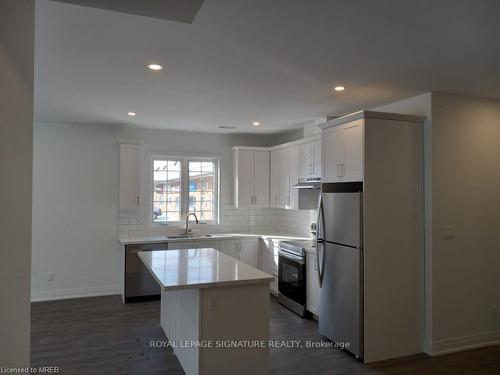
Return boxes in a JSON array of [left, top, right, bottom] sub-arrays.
[[31, 295, 500, 374]]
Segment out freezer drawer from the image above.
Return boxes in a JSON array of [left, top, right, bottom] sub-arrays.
[[319, 242, 363, 359]]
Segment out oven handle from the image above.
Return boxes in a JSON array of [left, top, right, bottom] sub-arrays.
[[278, 249, 306, 265]]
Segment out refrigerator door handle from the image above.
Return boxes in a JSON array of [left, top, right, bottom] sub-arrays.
[[316, 194, 325, 287]]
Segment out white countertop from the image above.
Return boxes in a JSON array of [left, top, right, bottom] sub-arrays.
[[138, 248, 274, 291], [120, 232, 311, 245]]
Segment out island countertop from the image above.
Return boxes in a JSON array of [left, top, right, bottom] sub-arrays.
[[138, 248, 274, 291]]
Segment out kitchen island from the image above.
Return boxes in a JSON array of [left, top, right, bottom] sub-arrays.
[[138, 248, 274, 375]]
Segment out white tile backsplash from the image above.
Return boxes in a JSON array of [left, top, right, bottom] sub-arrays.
[[118, 204, 316, 239]]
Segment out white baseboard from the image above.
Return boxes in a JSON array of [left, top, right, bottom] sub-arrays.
[[31, 285, 120, 302], [431, 330, 500, 356]]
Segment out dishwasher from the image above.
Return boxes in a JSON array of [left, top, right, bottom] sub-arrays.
[[125, 242, 167, 302]]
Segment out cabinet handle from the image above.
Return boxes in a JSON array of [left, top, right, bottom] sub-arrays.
[[137, 196, 140, 207], [336, 164, 342, 177], [255, 195, 257, 205]]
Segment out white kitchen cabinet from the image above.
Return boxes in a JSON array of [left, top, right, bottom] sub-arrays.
[[195, 240, 220, 250], [233, 148, 270, 207], [306, 252, 320, 316], [238, 239, 259, 268], [299, 138, 321, 179], [289, 145, 300, 210], [119, 142, 140, 210], [269, 147, 290, 209], [219, 240, 239, 259], [259, 238, 279, 295], [342, 120, 363, 181], [270, 150, 280, 207], [322, 119, 363, 183], [278, 148, 290, 208], [312, 139, 321, 177], [219, 238, 259, 268]]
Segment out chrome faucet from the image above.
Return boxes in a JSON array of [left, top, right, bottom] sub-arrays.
[[185, 212, 199, 235]]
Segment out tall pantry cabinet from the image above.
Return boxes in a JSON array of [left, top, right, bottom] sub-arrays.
[[320, 111, 425, 363]]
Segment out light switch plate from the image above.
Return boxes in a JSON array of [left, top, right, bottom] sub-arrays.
[[441, 225, 456, 240]]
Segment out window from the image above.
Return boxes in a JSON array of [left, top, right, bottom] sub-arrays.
[[152, 157, 219, 225]]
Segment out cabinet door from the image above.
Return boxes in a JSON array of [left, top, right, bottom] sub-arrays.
[[289, 145, 300, 210], [312, 139, 321, 177], [322, 127, 343, 183], [270, 150, 280, 207], [219, 240, 239, 259], [259, 238, 277, 275], [342, 120, 364, 182], [119, 143, 140, 210], [299, 142, 313, 178], [253, 151, 270, 207], [195, 240, 219, 251], [236, 150, 255, 207], [306, 252, 320, 315], [278, 148, 290, 208], [239, 239, 259, 268]]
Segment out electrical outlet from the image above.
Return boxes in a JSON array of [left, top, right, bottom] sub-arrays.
[[441, 225, 455, 240], [208, 296, 219, 312], [48, 272, 55, 282]]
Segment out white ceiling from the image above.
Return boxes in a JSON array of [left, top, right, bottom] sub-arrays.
[[35, 0, 500, 133]]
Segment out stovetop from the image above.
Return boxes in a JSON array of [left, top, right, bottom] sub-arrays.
[[278, 239, 315, 257]]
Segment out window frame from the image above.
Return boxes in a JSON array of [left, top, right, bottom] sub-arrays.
[[150, 155, 220, 227]]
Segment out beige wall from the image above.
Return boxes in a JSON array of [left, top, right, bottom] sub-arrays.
[[431, 93, 500, 351], [0, 0, 35, 366], [375, 92, 500, 354]]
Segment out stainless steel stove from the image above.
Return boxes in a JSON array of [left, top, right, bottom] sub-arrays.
[[277, 240, 314, 317]]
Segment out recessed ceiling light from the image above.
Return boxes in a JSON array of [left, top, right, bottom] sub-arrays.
[[252, 121, 261, 126], [147, 63, 163, 71], [334, 85, 345, 92], [127, 112, 136, 117]]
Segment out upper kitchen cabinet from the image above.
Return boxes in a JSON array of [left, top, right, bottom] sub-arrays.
[[299, 137, 321, 179], [289, 145, 300, 210], [233, 147, 270, 208], [321, 119, 363, 183], [269, 147, 290, 209], [119, 142, 140, 211], [270, 150, 280, 207]]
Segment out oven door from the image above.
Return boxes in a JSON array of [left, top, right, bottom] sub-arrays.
[[278, 250, 306, 315]]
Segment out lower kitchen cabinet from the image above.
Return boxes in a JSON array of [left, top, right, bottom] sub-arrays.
[[219, 238, 259, 268], [195, 240, 220, 250], [239, 239, 259, 268], [259, 238, 280, 295], [306, 252, 320, 316]]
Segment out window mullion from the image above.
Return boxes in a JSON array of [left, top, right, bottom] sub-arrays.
[[181, 158, 189, 220]]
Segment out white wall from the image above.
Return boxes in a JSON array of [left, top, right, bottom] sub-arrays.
[[373, 93, 433, 351], [375, 92, 500, 355], [430, 93, 500, 353], [32, 122, 314, 301], [32, 123, 122, 300], [0, 0, 35, 367]]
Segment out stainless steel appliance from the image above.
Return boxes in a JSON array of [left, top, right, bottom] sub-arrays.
[[125, 243, 167, 302], [277, 240, 309, 317], [316, 182, 363, 359]]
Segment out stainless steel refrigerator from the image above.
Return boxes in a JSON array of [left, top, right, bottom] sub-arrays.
[[316, 182, 363, 359]]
